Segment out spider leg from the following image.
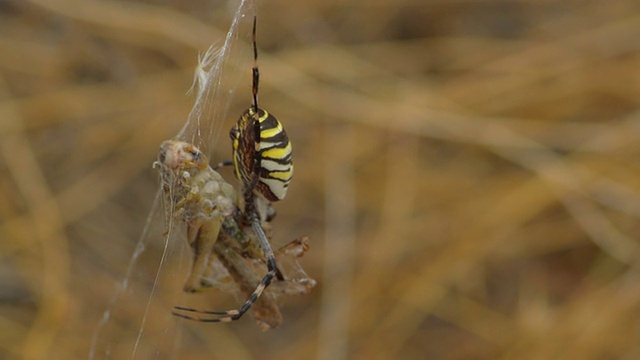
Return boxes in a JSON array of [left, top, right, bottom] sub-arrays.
[[212, 160, 234, 170], [171, 216, 282, 322], [241, 171, 284, 281], [251, 214, 284, 281], [172, 266, 276, 323]]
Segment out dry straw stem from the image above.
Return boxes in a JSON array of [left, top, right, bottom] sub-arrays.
[[1, 0, 640, 359]]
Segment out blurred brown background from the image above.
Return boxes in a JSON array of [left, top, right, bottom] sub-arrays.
[[2, 0, 640, 359]]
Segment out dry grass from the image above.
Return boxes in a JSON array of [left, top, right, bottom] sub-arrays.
[[2, 0, 640, 359]]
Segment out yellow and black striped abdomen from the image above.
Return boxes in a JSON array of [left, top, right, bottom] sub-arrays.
[[230, 107, 293, 202]]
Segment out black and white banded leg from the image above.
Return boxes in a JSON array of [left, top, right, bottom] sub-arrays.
[[171, 215, 282, 322]]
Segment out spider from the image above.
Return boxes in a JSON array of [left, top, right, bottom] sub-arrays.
[[165, 16, 297, 324]]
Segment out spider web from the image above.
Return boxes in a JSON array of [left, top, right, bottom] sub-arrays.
[[87, 1, 313, 358]]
